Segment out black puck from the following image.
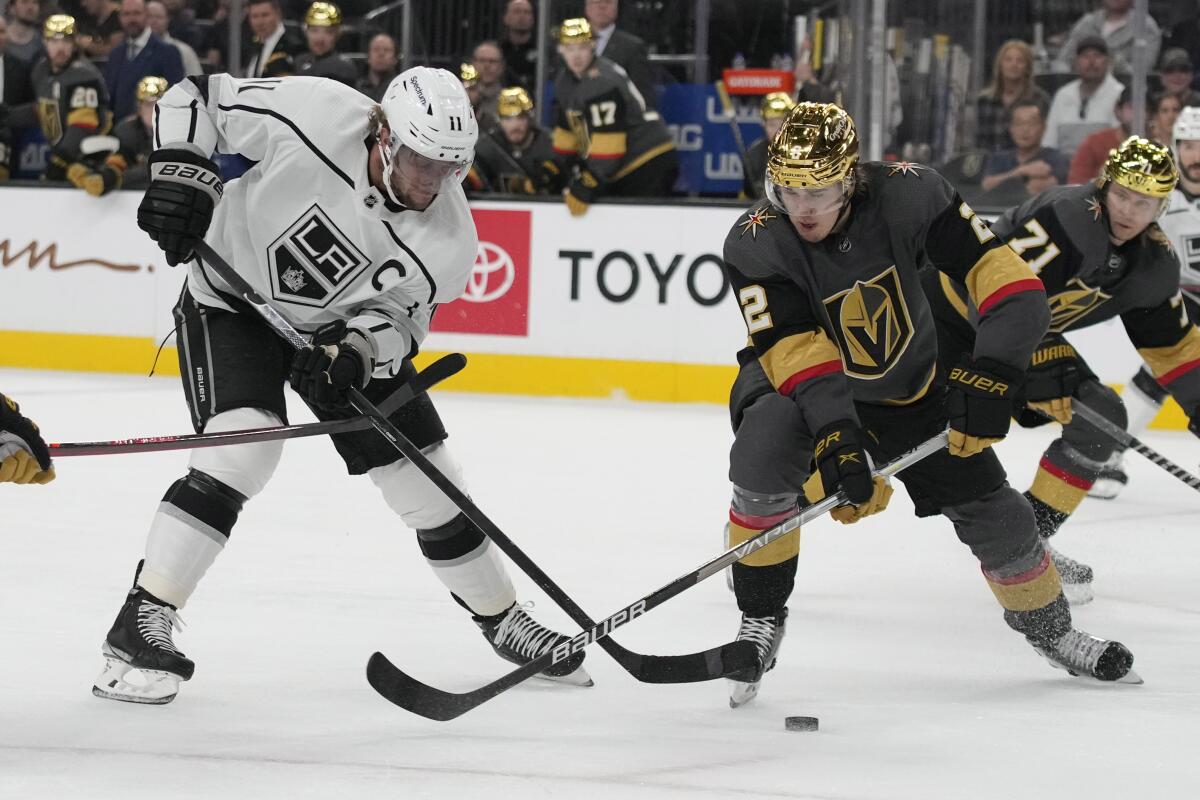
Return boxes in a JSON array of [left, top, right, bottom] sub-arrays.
[[784, 715, 819, 732]]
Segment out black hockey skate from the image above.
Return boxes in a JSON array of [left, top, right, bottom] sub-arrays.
[[727, 609, 788, 708], [1044, 540, 1095, 605], [93, 573, 193, 705], [1028, 629, 1141, 684], [474, 602, 593, 687]]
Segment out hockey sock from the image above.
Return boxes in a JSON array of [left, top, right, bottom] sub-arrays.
[[139, 469, 246, 609], [982, 543, 1071, 642], [418, 513, 515, 618], [1026, 440, 1101, 536], [728, 507, 800, 617]]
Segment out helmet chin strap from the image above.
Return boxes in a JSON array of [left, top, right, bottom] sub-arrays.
[[377, 134, 405, 207]]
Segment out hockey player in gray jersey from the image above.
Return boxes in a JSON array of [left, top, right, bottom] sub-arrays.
[[1090, 108, 1200, 498], [925, 136, 1200, 604], [92, 67, 590, 705], [721, 102, 1138, 708]]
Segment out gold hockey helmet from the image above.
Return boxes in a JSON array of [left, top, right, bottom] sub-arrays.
[[497, 87, 534, 118], [1100, 136, 1178, 199], [459, 62, 479, 88], [760, 92, 797, 121], [43, 14, 76, 40], [766, 102, 859, 189], [304, 2, 343, 27], [557, 18, 593, 45], [136, 76, 170, 103]]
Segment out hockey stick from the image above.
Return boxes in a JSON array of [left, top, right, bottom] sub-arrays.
[[192, 241, 753, 685], [715, 81, 752, 182], [1070, 398, 1200, 492], [367, 430, 950, 720], [48, 353, 466, 457]]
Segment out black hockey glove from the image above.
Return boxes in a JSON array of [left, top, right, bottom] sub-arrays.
[[1023, 334, 1080, 425], [0, 393, 55, 485], [137, 148, 223, 266], [289, 321, 371, 412], [946, 356, 1023, 457], [564, 168, 599, 217], [813, 420, 877, 509]]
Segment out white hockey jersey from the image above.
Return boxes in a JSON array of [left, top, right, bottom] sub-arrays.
[[1160, 187, 1200, 290], [153, 74, 478, 378]]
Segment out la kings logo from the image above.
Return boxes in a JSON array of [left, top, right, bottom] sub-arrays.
[[268, 205, 369, 307]]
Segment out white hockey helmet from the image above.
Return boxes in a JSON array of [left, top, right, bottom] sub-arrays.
[[1174, 106, 1200, 145], [377, 66, 478, 207]]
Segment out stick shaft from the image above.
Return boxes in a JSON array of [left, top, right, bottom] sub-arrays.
[[1071, 398, 1200, 492]]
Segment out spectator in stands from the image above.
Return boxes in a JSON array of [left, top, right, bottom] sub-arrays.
[[500, 0, 536, 91], [1, 15, 37, 181], [104, 0, 183, 121], [467, 86, 557, 195], [1043, 36, 1124, 154], [3, 0, 46, 65], [1056, 0, 1160, 76], [161, 0, 200, 50], [245, 0, 303, 78], [584, 0, 656, 110], [28, 15, 113, 184], [980, 100, 1069, 196], [1067, 84, 1134, 183], [77, 0, 123, 58], [974, 39, 1051, 152], [1163, 3, 1200, 85], [460, 61, 497, 134], [471, 40, 505, 119], [552, 18, 677, 214], [294, 2, 356, 87], [743, 91, 794, 199], [146, 0, 202, 76], [1148, 90, 1182, 144], [792, 47, 837, 105], [1159, 48, 1200, 107], [357, 32, 397, 103]]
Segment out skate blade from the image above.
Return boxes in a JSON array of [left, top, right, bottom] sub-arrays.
[[1117, 668, 1144, 685], [536, 664, 594, 687], [1087, 478, 1126, 500], [92, 651, 184, 705], [1041, 656, 1144, 685], [1062, 581, 1095, 606], [728, 678, 760, 708]]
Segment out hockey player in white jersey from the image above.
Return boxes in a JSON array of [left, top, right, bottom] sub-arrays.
[[1091, 107, 1200, 498], [92, 67, 591, 704]]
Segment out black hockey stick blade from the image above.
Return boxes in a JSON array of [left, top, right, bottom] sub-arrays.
[[368, 432, 950, 720], [50, 352, 466, 456]]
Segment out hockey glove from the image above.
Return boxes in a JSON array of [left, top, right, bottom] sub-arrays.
[[288, 321, 372, 412], [564, 168, 599, 217], [137, 148, 223, 266], [0, 393, 55, 485], [1024, 334, 1080, 425], [813, 420, 883, 522], [946, 356, 1023, 457]]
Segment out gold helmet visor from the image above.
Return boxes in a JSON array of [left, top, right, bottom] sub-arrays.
[[136, 76, 170, 102], [766, 101, 859, 190], [43, 14, 76, 40], [304, 2, 343, 27], [497, 87, 534, 118], [557, 18, 593, 45], [1101, 136, 1179, 199]]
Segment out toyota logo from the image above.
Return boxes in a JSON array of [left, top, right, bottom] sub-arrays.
[[464, 241, 515, 303]]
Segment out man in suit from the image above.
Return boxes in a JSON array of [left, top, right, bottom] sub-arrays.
[[244, 0, 304, 78], [584, 0, 656, 110], [104, 0, 183, 120], [1, 14, 36, 180]]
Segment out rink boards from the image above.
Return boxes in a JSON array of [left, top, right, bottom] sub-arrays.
[[0, 187, 1188, 428]]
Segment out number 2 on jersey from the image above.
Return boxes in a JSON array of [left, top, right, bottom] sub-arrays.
[[739, 285, 773, 333]]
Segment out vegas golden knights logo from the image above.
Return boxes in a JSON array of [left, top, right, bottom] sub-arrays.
[[823, 266, 914, 379], [1047, 277, 1112, 333], [37, 99, 63, 145], [565, 109, 592, 157]]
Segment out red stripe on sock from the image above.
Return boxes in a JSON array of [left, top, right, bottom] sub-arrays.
[[986, 550, 1051, 585], [729, 506, 797, 531], [1038, 456, 1093, 490]]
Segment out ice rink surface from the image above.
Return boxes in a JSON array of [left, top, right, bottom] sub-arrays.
[[1, 367, 1197, 799]]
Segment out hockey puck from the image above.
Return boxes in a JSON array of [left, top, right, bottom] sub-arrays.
[[784, 716, 819, 732]]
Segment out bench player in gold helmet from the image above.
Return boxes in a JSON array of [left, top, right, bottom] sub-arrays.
[[720, 102, 1140, 706]]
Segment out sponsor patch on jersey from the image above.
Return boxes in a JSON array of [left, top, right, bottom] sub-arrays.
[[267, 204, 370, 308], [431, 208, 531, 336], [822, 265, 915, 379], [1047, 277, 1113, 333]]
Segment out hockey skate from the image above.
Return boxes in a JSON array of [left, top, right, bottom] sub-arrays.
[[475, 602, 593, 687], [1045, 540, 1094, 605], [1028, 629, 1141, 684], [1088, 454, 1128, 500], [93, 578, 194, 705], [727, 609, 788, 708]]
